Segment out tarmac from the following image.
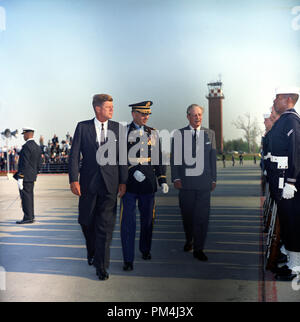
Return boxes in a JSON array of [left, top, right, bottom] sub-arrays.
[[0, 161, 299, 302]]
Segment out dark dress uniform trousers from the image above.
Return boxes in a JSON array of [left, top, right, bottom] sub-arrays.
[[120, 192, 155, 263], [19, 181, 35, 221]]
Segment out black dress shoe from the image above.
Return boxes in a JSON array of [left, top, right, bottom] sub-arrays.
[[142, 252, 151, 260], [193, 250, 208, 261], [275, 265, 297, 281], [87, 256, 94, 266], [184, 242, 193, 252], [16, 219, 35, 224], [123, 262, 133, 271], [96, 269, 109, 281], [276, 253, 288, 264]]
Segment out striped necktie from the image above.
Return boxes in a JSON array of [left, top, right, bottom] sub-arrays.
[[100, 123, 105, 145]]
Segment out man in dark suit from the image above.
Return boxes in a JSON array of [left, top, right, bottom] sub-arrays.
[[120, 101, 168, 272], [13, 127, 41, 224], [68, 94, 128, 281], [171, 104, 217, 261]]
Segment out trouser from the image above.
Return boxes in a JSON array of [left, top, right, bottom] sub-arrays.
[[277, 190, 300, 252], [19, 181, 35, 221], [80, 191, 117, 271], [120, 192, 155, 263], [179, 189, 211, 251], [81, 217, 96, 260]]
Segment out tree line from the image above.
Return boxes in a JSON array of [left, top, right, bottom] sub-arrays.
[[223, 113, 263, 153], [223, 138, 260, 154]]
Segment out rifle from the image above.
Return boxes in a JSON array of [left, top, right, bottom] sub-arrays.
[[265, 202, 281, 271], [263, 185, 273, 232]]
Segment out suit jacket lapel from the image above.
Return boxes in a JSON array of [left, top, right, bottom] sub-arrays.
[[107, 120, 117, 143], [88, 118, 99, 149], [107, 120, 113, 134], [203, 129, 209, 144]]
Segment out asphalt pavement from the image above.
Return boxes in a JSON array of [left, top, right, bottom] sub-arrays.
[[0, 161, 299, 302]]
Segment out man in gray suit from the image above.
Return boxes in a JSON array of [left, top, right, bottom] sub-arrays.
[[171, 104, 217, 261], [69, 94, 128, 280]]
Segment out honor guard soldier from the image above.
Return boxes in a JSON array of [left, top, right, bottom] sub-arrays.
[[13, 127, 41, 224], [262, 107, 280, 192], [268, 87, 300, 280], [261, 113, 271, 195], [120, 100, 169, 271]]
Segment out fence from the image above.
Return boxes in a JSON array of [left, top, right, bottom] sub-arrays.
[[0, 162, 69, 175], [39, 163, 69, 174]]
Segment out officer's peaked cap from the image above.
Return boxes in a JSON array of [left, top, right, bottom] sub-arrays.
[[129, 101, 153, 114], [21, 127, 36, 134]]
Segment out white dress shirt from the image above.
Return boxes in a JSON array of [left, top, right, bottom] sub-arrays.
[[189, 125, 201, 138], [94, 118, 108, 144]]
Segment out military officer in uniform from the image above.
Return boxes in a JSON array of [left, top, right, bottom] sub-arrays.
[[13, 127, 41, 224], [268, 87, 300, 280], [120, 101, 169, 271], [261, 113, 271, 196], [262, 107, 280, 186]]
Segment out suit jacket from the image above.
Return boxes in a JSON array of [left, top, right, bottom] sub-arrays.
[[126, 122, 167, 194], [69, 119, 128, 225], [69, 118, 128, 194], [171, 126, 217, 191], [14, 140, 41, 182]]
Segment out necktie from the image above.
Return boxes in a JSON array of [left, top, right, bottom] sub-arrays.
[[192, 129, 197, 157], [100, 123, 105, 145], [193, 129, 197, 141]]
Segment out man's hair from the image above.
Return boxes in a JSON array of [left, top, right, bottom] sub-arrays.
[[187, 104, 204, 115], [282, 94, 299, 105], [290, 94, 299, 105], [92, 94, 113, 109]]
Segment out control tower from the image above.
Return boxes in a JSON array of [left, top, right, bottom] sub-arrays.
[[206, 81, 224, 153]]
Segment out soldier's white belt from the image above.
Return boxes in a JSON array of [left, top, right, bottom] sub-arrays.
[[270, 156, 288, 169]]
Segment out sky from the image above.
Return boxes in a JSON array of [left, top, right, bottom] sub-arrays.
[[0, 0, 300, 148]]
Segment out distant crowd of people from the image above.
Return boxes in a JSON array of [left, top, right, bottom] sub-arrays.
[[39, 132, 73, 169], [0, 132, 73, 172], [0, 149, 18, 172]]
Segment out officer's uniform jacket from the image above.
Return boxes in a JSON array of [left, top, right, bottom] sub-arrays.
[[14, 140, 41, 182], [262, 132, 270, 169], [262, 129, 275, 180], [126, 122, 166, 194], [269, 108, 300, 192]]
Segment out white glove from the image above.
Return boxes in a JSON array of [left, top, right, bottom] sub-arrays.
[[263, 170, 267, 176], [282, 183, 297, 199], [17, 179, 24, 191], [133, 170, 146, 183], [161, 183, 169, 194]]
